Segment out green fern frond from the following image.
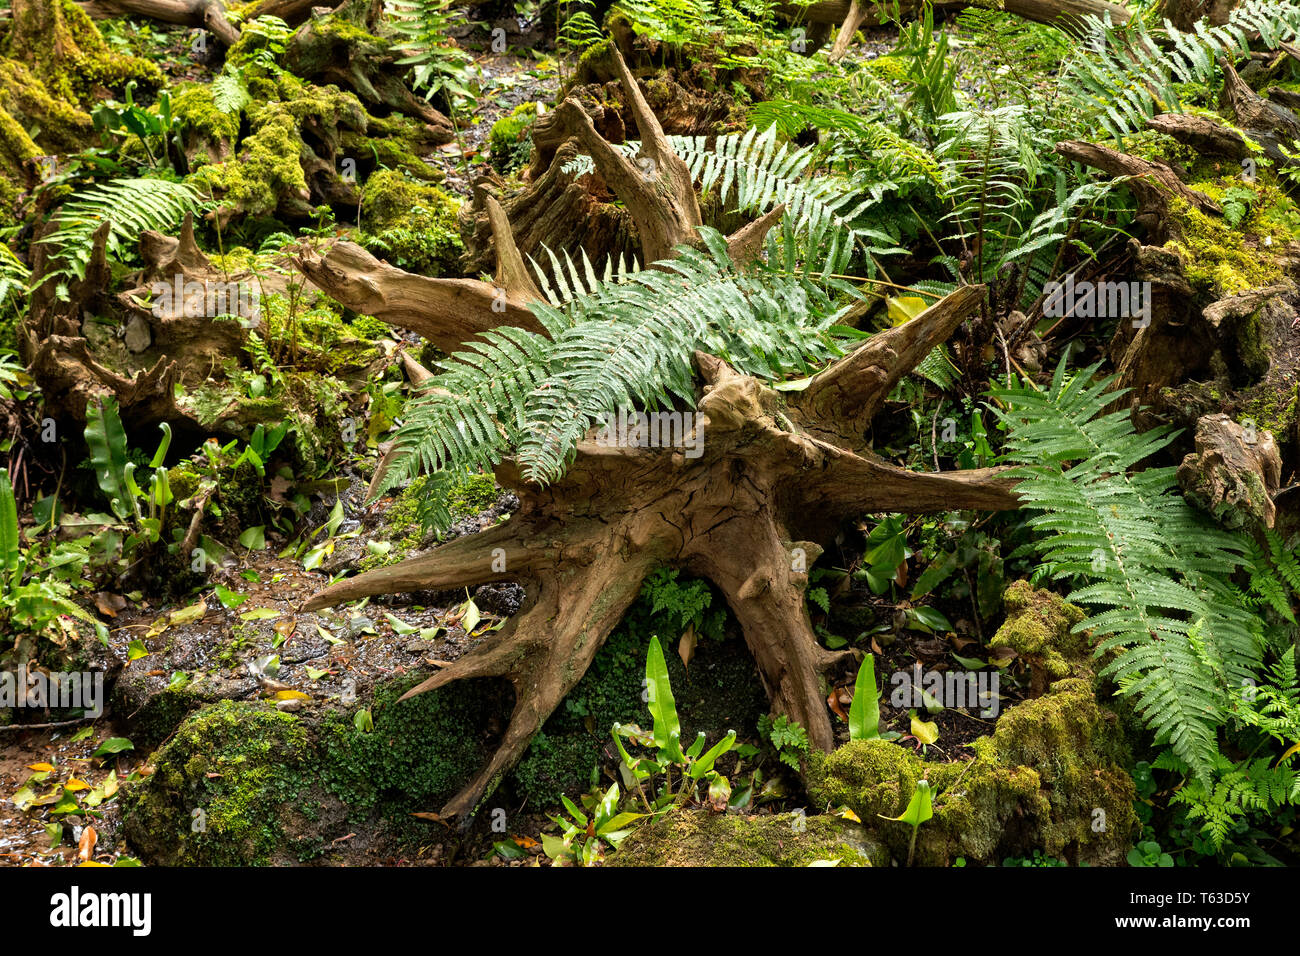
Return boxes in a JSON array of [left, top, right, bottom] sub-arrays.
[[378, 228, 848, 499], [527, 246, 641, 307], [38, 178, 203, 282], [1060, 1, 1300, 141], [672, 125, 875, 240], [992, 358, 1262, 781]]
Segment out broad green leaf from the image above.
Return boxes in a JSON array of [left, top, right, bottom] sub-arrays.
[[690, 730, 737, 778], [880, 779, 933, 828], [0, 469, 18, 575], [214, 584, 247, 609], [91, 737, 134, 759], [849, 653, 880, 741], [85, 396, 132, 522], [645, 636, 681, 756], [460, 596, 481, 634]]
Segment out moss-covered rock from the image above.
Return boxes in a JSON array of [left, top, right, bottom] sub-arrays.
[[121, 700, 312, 866], [609, 811, 887, 866], [805, 583, 1139, 866], [359, 169, 463, 275], [121, 673, 507, 865], [989, 579, 1089, 692], [488, 103, 537, 174]]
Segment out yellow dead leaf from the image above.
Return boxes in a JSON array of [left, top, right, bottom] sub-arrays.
[[275, 690, 310, 701], [64, 779, 90, 791], [886, 295, 929, 327], [910, 713, 940, 745], [26, 763, 55, 772], [839, 807, 862, 823], [77, 860, 109, 867]]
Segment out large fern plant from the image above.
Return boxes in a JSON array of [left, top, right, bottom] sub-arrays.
[[992, 360, 1266, 781], [1060, 0, 1300, 142], [379, 222, 854, 504]]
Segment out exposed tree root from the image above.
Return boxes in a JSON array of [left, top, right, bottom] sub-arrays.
[[1056, 140, 1222, 239], [297, 54, 1023, 815]]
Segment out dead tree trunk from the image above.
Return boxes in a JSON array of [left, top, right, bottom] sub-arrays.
[[1159, 0, 1240, 32], [77, 0, 240, 47], [297, 45, 1023, 821]]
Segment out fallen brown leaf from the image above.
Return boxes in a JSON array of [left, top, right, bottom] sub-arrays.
[[678, 626, 697, 669], [93, 593, 127, 618], [77, 825, 97, 862]]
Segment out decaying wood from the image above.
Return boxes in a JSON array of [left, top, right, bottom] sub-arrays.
[[22, 222, 180, 424], [78, 0, 239, 47], [1145, 113, 1253, 161], [291, 34, 1029, 821], [294, 241, 546, 352], [548, 46, 704, 265], [1269, 86, 1300, 113], [299, 268, 1018, 820], [1057, 140, 1222, 239], [461, 140, 641, 279], [1159, 0, 1239, 32], [1220, 59, 1300, 165], [1178, 413, 1282, 529], [245, 0, 344, 26]]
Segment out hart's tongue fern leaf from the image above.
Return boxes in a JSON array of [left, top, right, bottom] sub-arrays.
[[992, 359, 1264, 782]]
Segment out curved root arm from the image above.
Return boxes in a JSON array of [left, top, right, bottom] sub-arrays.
[[810, 447, 1021, 515], [294, 241, 544, 351], [400, 549, 659, 818], [79, 0, 241, 46], [687, 519, 849, 753], [299, 521, 552, 612], [793, 284, 985, 445]]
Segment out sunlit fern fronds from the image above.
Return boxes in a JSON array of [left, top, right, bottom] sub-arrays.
[[37, 178, 203, 284], [672, 124, 874, 239], [527, 246, 642, 307]]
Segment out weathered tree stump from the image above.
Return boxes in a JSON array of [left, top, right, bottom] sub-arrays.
[[296, 45, 1022, 820]]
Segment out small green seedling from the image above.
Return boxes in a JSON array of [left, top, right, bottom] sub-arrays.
[[879, 778, 933, 866]]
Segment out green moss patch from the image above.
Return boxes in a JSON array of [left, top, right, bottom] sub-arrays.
[[610, 811, 887, 866], [805, 583, 1139, 866], [122, 674, 507, 865]]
